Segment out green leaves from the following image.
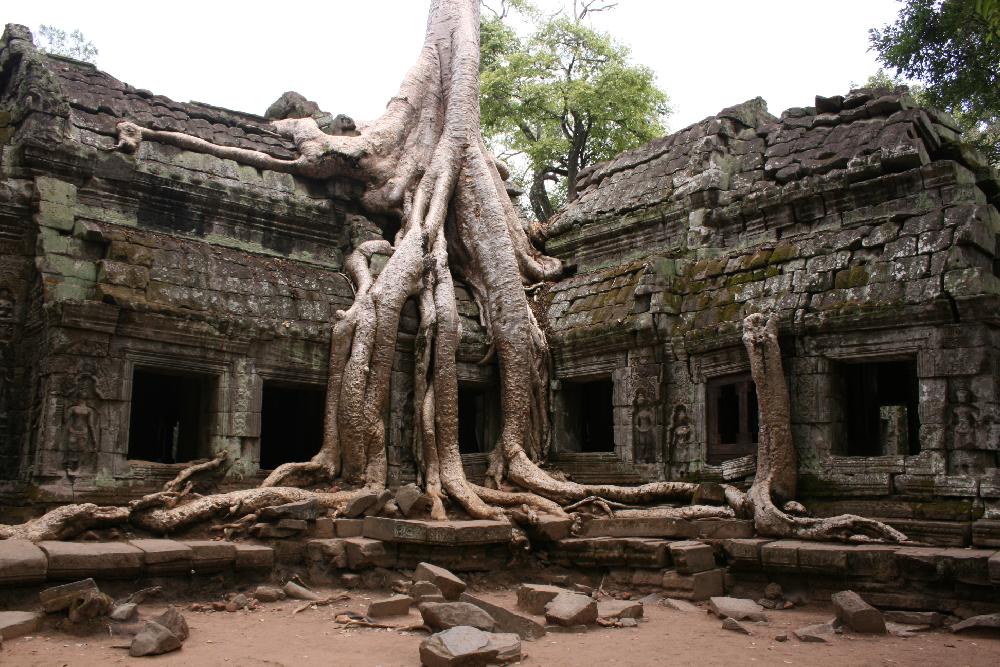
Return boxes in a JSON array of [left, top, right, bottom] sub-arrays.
[[35, 25, 98, 64], [480, 3, 669, 220]]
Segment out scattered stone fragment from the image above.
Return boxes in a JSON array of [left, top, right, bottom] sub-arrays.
[[544, 592, 598, 627], [419, 626, 521, 667], [794, 621, 836, 643], [253, 585, 286, 603], [884, 610, 943, 627], [283, 581, 321, 601], [226, 593, 248, 612], [40, 578, 99, 613], [110, 603, 139, 622], [722, 617, 751, 635], [395, 484, 431, 517], [662, 598, 700, 613], [420, 602, 496, 632], [411, 581, 445, 603], [0, 611, 42, 640], [708, 597, 767, 622], [413, 562, 466, 601], [597, 599, 643, 620], [516, 583, 569, 614], [149, 606, 189, 641], [831, 590, 885, 634], [367, 595, 412, 618], [460, 593, 547, 641], [951, 613, 1000, 634], [130, 621, 182, 657]]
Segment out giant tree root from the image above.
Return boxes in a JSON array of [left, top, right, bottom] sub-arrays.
[[0, 503, 130, 542]]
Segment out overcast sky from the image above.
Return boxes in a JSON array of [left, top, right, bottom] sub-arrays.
[[5, 0, 904, 131]]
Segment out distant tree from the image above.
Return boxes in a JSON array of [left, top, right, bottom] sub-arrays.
[[870, 0, 999, 164], [480, 1, 670, 221], [34, 25, 98, 64]]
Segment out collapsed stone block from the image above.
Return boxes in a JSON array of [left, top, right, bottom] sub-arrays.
[[544, 592, 597, 627], [420, 601, 496, 632], [460, 592, 547, 640], [831, 590, 886, 634], [660, 568, 724, 601], [366, 594, 412, 618], [40, 578, 99, 612], [419, 626, 521, 667], [414, 562, 467, 600], [669, 540, 716, 574], [516, 584, 569, 615]]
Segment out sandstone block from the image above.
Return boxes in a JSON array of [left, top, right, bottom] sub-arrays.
[[597, 599, 643, 620], [0, 611, 43, 640], [420, 601, 496, 631], [259, 499, 321, 521], [460, 592, 546, 640], [0, 539, 47, 585], [309, 517, 335, 539], [544, 593, 597, 627], [794, 621, 835, 643], [414, 562, 467, 600], [411, 580, 445, 603], [395, 483, 432, 517], [660, 568, 724, 601], [669, 540, 716, 574], [708, 597, 767, 622], [578, 516, 698, 538], [367, 594, 412, 618], [335, 518, 365, 537], [179, 540, 235, 572], [343, 491, 379, 518], [723, 538, 773, 566], [884, 610, 943, 627], [130, 621, 182, 657], [364, 517, 512, 545], [234, 543, 274, 570], [128, 539, 192, 575], [832, 590, 885, 634], [516, 583, 569, 615], [38, 541, 143, 580], [344, 538, 396, 569], [419, 626, 521, 667], [252, 585, 286, 603], [951, 613, 1000, 633]]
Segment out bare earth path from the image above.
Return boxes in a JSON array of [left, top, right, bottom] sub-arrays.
[[4, 588, 999, 666]]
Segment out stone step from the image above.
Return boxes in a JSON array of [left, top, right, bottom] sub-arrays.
[[362, 517, 512, 545], [577, 517, 752, 540]]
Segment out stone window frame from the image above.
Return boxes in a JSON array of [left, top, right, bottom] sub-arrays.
[[118, 350, 231, 476], [690, 349, 758, 479], [551, 354, 626, 461], [254, 365, 328, 473]]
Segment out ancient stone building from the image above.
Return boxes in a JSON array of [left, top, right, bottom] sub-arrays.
[[1, 24, 999, 547]]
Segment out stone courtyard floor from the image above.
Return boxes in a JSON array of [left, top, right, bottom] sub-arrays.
[[3, 587, 999, 666]]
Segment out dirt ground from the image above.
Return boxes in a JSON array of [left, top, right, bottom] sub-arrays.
[[4, 586, 1000, 667]]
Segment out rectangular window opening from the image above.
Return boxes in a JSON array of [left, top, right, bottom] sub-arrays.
[[840, 359, 920, 456], [458, 382, 499, 455], [706, 372, 758, 465], [260, 382, 325, 470], [559, 378, 615, 453], [127, 368, 213, 463]]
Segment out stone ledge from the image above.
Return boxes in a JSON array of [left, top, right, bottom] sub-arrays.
[[128, 539, 192, 575], [178, 540, 236, 573], [362, 517, 512, 545], [0, 539, 47, 585], [38, 541, 143, 580]]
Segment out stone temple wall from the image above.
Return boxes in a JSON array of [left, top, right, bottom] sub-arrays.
[[2, 24, 1000, 545]]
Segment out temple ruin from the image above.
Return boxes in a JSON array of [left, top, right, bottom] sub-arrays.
[[1, 17, 1000, 659]]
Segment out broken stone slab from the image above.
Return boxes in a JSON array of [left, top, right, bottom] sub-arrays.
[[128, 539, 192, 575], [40, 578, 99, 612], [344, 537, 397, 569], [708, 597, 767, 622], [597, 599, 643, 620], [0, 611, 43, 640], [343, 491, 379, 518], [669, 540, 716, 574], [414, 562, 467, 600], [516, 583, 570, 615], [419, 626, 521, 667], [661, 569, 724, 601], [259, 498, 321, 522], [951, 613, 1000, 634], [179, 540, 236, 573], [233, 543, 274, 570], [662, 597, 700, 612], [722, 617, 751, 635], [886, 621, 930, 637], [395, 483, 432, 517], [364, 517, 512, 545], [152, 606, 189, 641], [367, 594, 412, 618], [831, 590, 886, 634], [794, 621, 836, 643], [412, 581, 445, 603], [252, 585, 286, 603], [460, 593, 546, 641], [110, 603, 139, 622], [130, 621, 182, 657], [283, 581, 321, 601], [38, 541, 143, 580], [884, 610, 943, 627], [0, 539, 47, 586], [544, 592, 598, 627], [419, 601, 496, 632]]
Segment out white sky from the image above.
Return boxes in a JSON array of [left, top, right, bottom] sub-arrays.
[[4, 0, 903, 131]]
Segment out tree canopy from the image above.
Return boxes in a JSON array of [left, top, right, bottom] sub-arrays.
[[870, 0, 999, 164], [480, 1, 669, 221], [34, 25, 98, 64]]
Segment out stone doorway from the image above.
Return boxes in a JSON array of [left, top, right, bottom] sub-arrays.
[[259, 382, 325, 470], [127, 369, 213, 463]]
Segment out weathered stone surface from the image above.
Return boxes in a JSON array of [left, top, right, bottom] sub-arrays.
[[832, 590, 885, 634], [335, 519, 365, 537], [578, 517, 698, 538], [597, 599, 643, 620], [343, 492, 379, 518], [794, 621, 835, 642], [395, 484, 432, 517], [110, 602, 139, 622], [722, 617, 751, 634], [367, 594, 412, 618], [364, 517, 512, 545], [152, 606, 189, 641], [128, 539, 192, 574], [67, 589, 113, 622], [419, 626, 521, 667], [233, 543, 274, 570], [669, 540, 716, 574], [460, 593, 546, 640], [660, 568, 724, 601], [544, 593, 598, 627], [516, 584, 569, 615], [709, 597, 767, 622], [723, 538, 773, 566], [40, 578, 99, 612], [414, 562, 467, 600], [951, 613, 1000, 633], [344, 538, 396, 569], [130, 621, 182, 657], [252, 585, 286, 603], [884, 610, 943, 627], [259, 498, 321, 521], [180, 540, 236, 572], [38, 541, 143, 579], [0, 540, 47, 585], [420, 602, 496, 632], [0, 611, 42, 640], [412, 580, 445, 603]]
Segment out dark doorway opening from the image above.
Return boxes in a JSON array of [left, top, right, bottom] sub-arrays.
[[840, 360, 920, 456], [127, 369, 212, 463], [260, 382, 325, 470], [458, 382, 500, 454], [561, 378, 615, 453], [706, 373, 758, 465]]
